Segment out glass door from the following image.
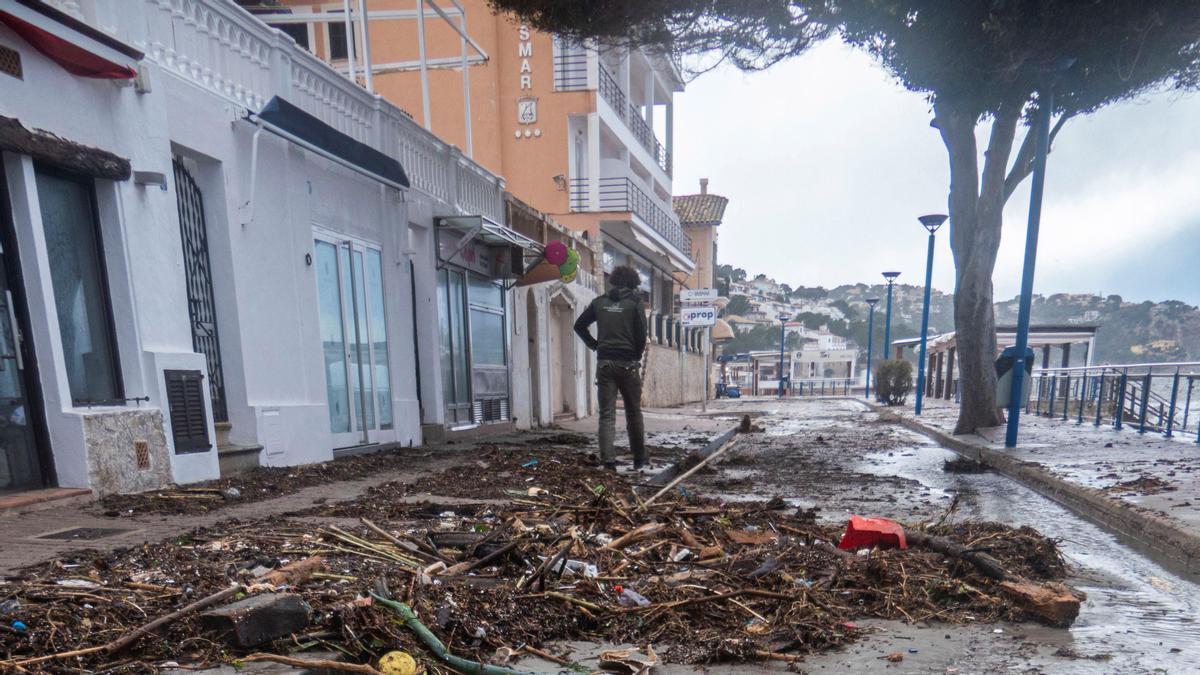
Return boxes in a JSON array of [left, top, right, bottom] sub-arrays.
[[314, 234, 392, 447], [0, 165, 46, 492]]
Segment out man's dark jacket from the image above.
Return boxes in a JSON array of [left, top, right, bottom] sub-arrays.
[[574, 288, 647, 362]]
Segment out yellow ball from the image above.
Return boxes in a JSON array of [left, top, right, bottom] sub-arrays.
[[378, 650, 418, 675]]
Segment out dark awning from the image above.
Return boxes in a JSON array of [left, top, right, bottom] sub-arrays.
[[1, 0, 141, 79], [251, 96, 409, 189]]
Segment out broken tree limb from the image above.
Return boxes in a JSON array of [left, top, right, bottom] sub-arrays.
[[905, 530, 1084, 626], [261, 557, 325, 586], [602, 522, 666, 550], [242, 653, 383, 674], [106, 584, 244, 653], [443, 538, 524, 576], [638, 436, 740, 510]]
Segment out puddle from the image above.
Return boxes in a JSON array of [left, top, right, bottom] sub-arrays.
[[855, 434, 1200, 672]]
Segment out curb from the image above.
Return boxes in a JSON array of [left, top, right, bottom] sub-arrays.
[[867, 403, 1200, 579]]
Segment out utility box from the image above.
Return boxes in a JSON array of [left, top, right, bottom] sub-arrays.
[[995, 346, 1034, 404]]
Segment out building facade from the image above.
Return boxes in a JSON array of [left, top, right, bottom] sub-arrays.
[[0, 0, 556, 495]]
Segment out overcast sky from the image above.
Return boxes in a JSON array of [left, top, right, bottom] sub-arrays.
[[673, 41, 1200, 306]]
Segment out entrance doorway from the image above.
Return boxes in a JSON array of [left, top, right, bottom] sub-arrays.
[[313, 233, 393, 448], [0, 162, 50, 492], [549, 294, 576, 419]]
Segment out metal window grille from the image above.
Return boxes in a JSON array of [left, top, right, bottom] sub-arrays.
[[0, 45, 21, 79], [172, 158, 228, 422]]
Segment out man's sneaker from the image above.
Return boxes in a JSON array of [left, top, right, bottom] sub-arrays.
[[603, 461, 619, 471]]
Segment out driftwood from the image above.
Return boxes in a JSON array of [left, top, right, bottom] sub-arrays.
[[243, 653, 383, 674], [906, 530, 1084, 626], [639, 437, 740, 510]]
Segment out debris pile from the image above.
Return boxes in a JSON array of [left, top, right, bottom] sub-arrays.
[[2, 448, 1077, 672]]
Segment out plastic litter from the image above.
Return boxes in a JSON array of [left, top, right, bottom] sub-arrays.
[[521, 458, 538, 468], [837, 516, 907, 550], [12, 620, 27, 632], [614, 585, 650, 607]]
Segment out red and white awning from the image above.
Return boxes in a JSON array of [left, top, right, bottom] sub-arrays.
[[0, 0, 141, 79]]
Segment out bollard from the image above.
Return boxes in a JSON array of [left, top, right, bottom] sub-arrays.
[[1164, 370, 1180, 438], [1138, 371, 1152, 434]]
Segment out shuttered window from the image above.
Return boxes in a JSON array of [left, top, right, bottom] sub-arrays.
[[165, 369, 209, 454]]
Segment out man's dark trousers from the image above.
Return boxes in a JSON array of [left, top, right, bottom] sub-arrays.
[[597, 360, 646, 466]]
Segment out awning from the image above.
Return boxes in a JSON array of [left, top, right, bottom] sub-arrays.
[[0, 0, 140, 79], [600, 216, 695, 278], [249, 96, 410, 189], [437, 215, 543, 281]]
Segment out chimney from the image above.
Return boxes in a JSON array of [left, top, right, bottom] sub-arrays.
[[700, 178, 708, 194]]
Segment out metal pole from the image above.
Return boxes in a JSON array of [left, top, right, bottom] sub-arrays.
[[1005, 90, 1054, 448], [459, 10, 474, 158], [914, 230, 936, 415], [416, 0, 432, 130], [1183, 377, 1194, 432], [1164, 368, 1180, 438], [883, 281, 895, 363], [778, 320, 786, 399], [1115, 370, 1127, 430], [1094, 373, 1105, 426], [702, 327, 710, 413], [356, 0, 373, 92], [864, 304, 876, 400], [1076, 370, 1085, 424], [1062, 373, 1070, 421], [342, 0, 357, 83], [1138, 370, 1153, 433]]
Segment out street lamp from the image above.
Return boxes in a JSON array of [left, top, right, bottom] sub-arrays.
[[778, 314, 790, 398], [914, 214, 948, 415], [881, 271, 901, 369], [864, 298, 879, 400]]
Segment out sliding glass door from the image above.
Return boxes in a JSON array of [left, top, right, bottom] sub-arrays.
[[314, 234, 392, 447]]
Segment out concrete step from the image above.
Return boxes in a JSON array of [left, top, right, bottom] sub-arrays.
[[217, 443, 263, 476]]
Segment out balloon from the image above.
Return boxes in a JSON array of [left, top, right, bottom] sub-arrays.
[[544, 240, 568, 266], [560, 269, 577, 283]]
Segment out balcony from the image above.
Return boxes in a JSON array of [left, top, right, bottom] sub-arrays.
[[570, 177, 691, 257], [552, 38, 588, 91], [65, 0, 504, 222], [598, 65, 672, 176]]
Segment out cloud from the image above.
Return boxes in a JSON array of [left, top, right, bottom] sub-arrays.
[[675, 41, 1200, 306]]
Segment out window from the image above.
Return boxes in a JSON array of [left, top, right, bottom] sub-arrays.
[[271, 23, 310, 51], [327, 17, 355, 61], [35, 168, 121, 405]]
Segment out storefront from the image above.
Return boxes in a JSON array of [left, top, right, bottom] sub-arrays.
[[436, 216, 541, 428]]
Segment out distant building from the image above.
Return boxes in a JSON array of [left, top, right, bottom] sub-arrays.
[[673, 178, 728, 292]]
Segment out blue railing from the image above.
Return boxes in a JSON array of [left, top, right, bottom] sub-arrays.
[[1028, 362, 1200, 439]]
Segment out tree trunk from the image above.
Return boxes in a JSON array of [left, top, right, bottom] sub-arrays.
[[935, 98, 1023, 434]]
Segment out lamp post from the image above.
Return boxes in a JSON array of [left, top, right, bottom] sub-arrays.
[[913, 214, 947, 415], [881, 271, 900, 370], [778, 314, 790, 398], [1006, 91, 1057, 447], [864, 298, 879, 400]]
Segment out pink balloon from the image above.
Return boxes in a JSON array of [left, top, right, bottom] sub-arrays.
[[544, 240, 569, 266]]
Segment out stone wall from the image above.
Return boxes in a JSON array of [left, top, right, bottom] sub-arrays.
[[84, 409, 173, 496], [642, 343, 707, 408]]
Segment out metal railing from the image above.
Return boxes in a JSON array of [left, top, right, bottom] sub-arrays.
[[598, 64, 672, 175], [790, 378, 857, 396], [1028, 362, 1200, 440], [569, 177, 691, 256], [553, 38, 589, 91]]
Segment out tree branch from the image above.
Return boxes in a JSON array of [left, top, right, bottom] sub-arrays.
[[1003, 112, 1072, 202]]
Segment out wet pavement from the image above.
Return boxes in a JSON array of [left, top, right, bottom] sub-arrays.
[[642, 397, 1200, 674], [915, 398, 1200, 535]]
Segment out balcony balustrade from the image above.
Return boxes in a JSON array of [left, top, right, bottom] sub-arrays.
[[570, 177, 691, 257], [69, 0, 504, 222]]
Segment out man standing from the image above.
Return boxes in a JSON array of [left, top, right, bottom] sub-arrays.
[[574, 265, 647, 470]]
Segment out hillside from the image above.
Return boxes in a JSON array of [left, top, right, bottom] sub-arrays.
[[717, 266, 1199, 363]]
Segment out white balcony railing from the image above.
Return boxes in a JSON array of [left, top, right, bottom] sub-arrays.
[[80, 0, 504, 222], [570, 177, 691, 257]]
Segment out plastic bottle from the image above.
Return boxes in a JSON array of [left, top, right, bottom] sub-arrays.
[[614, 585, 650, 607]]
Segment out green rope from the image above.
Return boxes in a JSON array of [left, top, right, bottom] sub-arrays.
[[370, 593, 538, 675]]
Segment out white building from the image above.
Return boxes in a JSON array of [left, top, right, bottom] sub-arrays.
[[0, 0, 564, 495]]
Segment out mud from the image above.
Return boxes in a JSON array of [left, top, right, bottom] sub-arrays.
[[686, 397, 1199, 674]]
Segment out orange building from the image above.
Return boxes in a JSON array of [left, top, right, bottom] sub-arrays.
[[253, 0, 693, 312]]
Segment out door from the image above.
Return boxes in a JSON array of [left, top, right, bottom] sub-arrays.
[[0, 162, 49, 492], [172, 158, 227, 422], [314, 234, 392, 447]]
